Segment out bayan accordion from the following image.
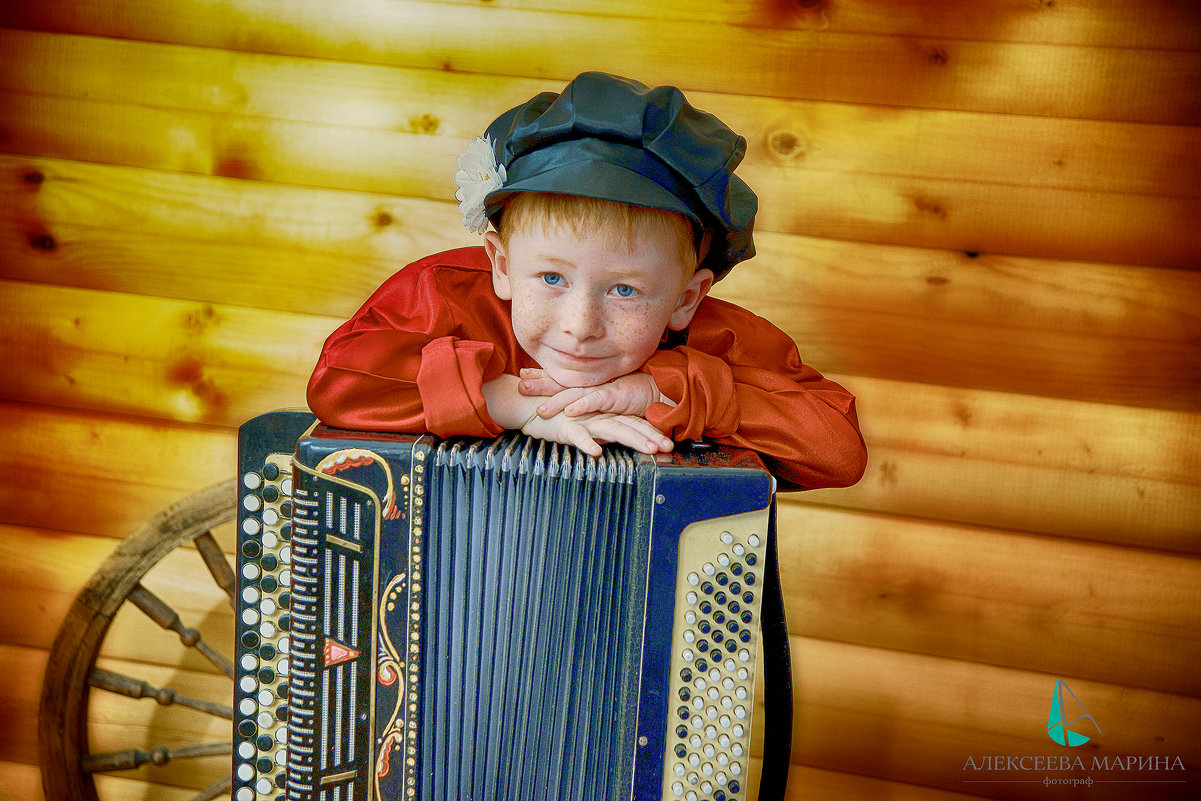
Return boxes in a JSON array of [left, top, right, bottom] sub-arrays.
[[233, 410, 792, 801]]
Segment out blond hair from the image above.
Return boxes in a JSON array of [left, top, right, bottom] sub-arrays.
[[496, 193, 699, 272]]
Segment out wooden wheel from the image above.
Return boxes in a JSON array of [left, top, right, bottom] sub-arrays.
[[39, 479, 239, 801]]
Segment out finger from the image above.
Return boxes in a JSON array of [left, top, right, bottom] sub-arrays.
[[564, 423, 605, 458], [584, 415, 672, 454], [519, 376, 566, 397], [537, 387, 590, 418], [563, 389, 615, 417]]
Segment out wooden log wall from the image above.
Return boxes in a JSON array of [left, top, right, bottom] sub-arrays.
[[1, 1, 1199, 799]]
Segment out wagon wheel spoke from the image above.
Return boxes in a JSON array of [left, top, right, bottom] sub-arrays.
[[195, 529, 238, 606], [127, 582, 235, 678], [82, 741, 232, 773], [191, 775, 234, 801], [88, 666, 234, 719]]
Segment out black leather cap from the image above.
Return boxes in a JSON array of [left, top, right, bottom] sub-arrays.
[[481, 72, 757, 279]]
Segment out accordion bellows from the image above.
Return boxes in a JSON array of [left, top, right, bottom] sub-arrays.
[[233, 411, 784, 801]]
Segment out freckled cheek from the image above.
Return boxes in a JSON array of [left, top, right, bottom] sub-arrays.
[[510, 291, 556, 343], [609, 306, 668, 359]]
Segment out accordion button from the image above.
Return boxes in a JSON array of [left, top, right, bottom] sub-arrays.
[[262, 485, 279, 503], [256, 735, 273, 751], [243, 472, 263, 490], [263, 463, 280, 481]]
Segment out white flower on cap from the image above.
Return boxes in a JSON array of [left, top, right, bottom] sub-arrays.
[[453, 136, 506, 234]]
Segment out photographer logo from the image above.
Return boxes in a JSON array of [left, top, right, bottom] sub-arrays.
[[1046, 678, 1101, 747]]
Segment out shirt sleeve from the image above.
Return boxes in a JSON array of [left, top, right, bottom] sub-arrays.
[[306, 256, 509, 437], [639, 301, 867, 491]]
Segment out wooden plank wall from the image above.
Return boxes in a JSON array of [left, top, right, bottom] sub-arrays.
[[2, 1, 1199, 799]]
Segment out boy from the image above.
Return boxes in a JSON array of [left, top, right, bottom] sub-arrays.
[[307, 72, 866, 491]]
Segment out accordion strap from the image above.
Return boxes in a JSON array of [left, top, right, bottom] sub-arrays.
[[757, 498, 792, 800]]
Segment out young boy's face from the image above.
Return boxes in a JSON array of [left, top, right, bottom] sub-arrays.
[[486, 219, 712, 389]]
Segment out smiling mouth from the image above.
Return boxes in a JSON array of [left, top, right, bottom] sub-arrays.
[[550, 347, 607, 364]]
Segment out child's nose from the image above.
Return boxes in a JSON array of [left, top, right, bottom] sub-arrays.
[[563, 292, 604, 341]]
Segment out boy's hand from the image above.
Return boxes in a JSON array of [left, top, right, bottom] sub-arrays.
[[519, 369, 675, 419], [483, 374, 672, 457], [521, 409, 672, 458]]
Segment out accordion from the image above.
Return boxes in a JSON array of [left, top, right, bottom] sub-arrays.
[[232, 410, 792, 801]]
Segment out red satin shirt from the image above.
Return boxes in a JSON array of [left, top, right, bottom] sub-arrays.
[[307, 247, 866, 491]]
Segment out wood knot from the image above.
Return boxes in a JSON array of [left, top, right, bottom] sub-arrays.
[[215, 156, 256, 180], [183, 304, 219, 331], [762, 0, 827, 25], [768, 130, 807, 160], [23, 170, 45, 186], [29, 233, 58, 252], [374, 210, 394, 228], [926, 275, 950, 286], [926, 45, 949, 66], [408, 113, 440, 135], [913, 196, 948, 219]]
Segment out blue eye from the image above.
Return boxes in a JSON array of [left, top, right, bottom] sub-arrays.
[[612, 284, 638, 298], [540, 273, 564, 287]]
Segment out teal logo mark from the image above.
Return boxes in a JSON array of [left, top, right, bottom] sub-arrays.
[[1047, 679, 1102, 747]]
